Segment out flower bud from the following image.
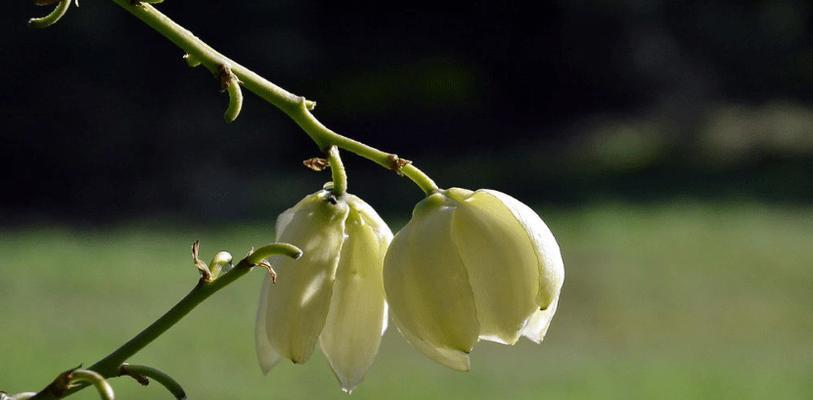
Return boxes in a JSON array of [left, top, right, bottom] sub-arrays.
[[383, 188, 564, 371], [256, 190, 392, 392], [208, 251, 233, 279]]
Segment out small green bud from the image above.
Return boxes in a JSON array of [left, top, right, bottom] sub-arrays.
[[208, 251, 233, 278]]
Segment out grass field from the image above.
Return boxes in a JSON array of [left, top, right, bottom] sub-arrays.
[[1, 202, 812, 399]]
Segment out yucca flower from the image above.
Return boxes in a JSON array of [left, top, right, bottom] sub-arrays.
[[383, 188, 564, 371], [256, 189, 392, 392]]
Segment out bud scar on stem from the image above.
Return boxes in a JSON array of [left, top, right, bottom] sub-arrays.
[[303, 157, 329, 171]]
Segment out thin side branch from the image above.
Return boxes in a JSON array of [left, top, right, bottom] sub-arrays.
[[29, 242, 302, 400], [119, 364, 186, 400], [109, 0, 439, 194]]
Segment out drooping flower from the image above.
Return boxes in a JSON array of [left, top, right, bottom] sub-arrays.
[[383, 188, 564, 371], [256, 189, 392, 392]]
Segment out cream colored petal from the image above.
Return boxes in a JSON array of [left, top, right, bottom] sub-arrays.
[[450, 189, 541, 345], [275, 206, 296, 238], [320, 195, 392, 392], [262, 191, 348, 364], [391, 314, 470, 371], [480, 190, 564, 310], [255, 274, 281, 373], [383, 194, 479, 371], [521, 296, 560, 343]]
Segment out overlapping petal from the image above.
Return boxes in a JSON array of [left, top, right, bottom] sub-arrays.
[[256, 190, 393, 391], [320, 195, 391, 392], [449, 188, 541, 345], [383, 194, 480, 371], [521, 296, 560, 343], [259, 192, 348, 364], [480, 190, 564, 309], [255, 275, 282, 373], [383, 188, 565, 371]]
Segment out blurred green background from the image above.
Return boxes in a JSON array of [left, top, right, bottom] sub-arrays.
[[2, 0, 813, 399], [2, 204, 811, 399]]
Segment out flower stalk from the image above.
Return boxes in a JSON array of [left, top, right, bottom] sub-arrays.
[[108, 0, 439, 195], [327, 146, 348, 196]]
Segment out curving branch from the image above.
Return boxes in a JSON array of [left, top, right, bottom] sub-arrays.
[[107, 0, 439, 194], [29, 242, 302, 400], [219, 64, 244, 123], [31, 366, 113, 400], [28, 0, 74, 29], [119, 364, 186, 400], [67, 370, 114, 400]]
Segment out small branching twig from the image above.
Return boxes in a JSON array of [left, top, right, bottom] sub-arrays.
[[26, 242, 301, 400], [28, 0, 76, 29], [96, 0, 439, 194], [119, 364, 186, 400], [219, 64, 243, 123], [68, 370, 114, 400], [33, 366, 114, 400]]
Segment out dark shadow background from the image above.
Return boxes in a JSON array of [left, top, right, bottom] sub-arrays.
[[2, 0, 812, 224]]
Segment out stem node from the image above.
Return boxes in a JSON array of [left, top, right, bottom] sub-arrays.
[[387, 154, 413, 176]]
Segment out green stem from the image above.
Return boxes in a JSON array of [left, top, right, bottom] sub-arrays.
[[67, 371, 113, 400], [110, 0, 439, 195], [89, 265, 249, 376], [28, 0, 72, 29], [119, 364, 186, 400], [31, 243, 301, 399], [326, 146, 347, 196]]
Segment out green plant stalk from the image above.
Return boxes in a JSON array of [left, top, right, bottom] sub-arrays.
[[28, 0, 71, 29], [327, 146, 348, 196], [31, 243, 302, 400], [90, 268, 249, 375], [110, 0, 439, 195], [66, 370, 113, 400], [119, 364, 186, 400]]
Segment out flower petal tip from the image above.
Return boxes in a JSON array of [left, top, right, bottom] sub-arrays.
[[258, 358, 278, 375], [338, 379, 362, 395], [523, 335, 542, 345]]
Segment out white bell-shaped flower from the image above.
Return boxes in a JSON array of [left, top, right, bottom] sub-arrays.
[[256, 189, 392, 392], [383, 188, 564, 371]]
